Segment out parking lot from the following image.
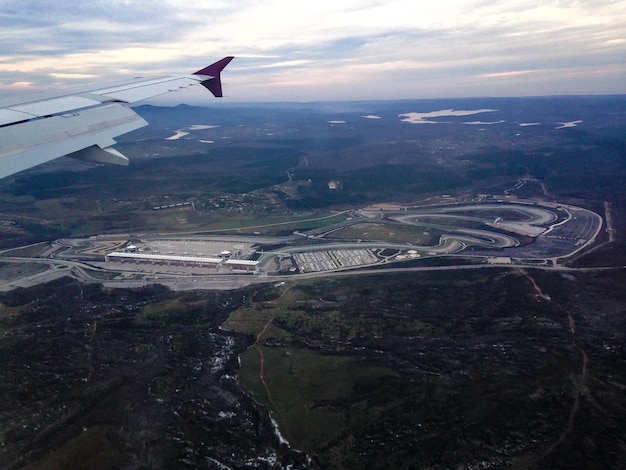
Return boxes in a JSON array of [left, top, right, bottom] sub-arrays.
[[293, 249, 378, 273]]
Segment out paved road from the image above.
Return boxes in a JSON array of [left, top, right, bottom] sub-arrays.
[[2, 253, 622, 293]]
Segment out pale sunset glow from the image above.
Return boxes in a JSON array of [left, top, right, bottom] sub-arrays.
[[0, 0, 624, 101]]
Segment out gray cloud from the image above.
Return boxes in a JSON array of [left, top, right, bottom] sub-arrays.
[[0, 1, 624, 100], [0, 1, 198, 56]]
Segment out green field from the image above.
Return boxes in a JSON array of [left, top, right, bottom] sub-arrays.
[[327, 221, 439, 244], [225, 296, 398, 461], [219, 268, 626, 469]]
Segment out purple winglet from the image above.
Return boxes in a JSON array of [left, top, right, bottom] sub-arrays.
[[193, 56, 234, 97]]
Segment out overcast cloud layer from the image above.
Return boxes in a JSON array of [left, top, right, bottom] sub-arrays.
[[1, 0, 625, 102]]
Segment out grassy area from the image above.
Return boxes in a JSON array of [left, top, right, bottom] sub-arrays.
[[139, 209, 199, 231], [82, 269, 120, 281], [196, 212, 349, 233], [104, 210, 350, 236], [223, 306, 278, 336], [24, 425, 126, 470], [238, 344, 395, 453], [327, 222, 438, 244], [0, 302, 22, 332], [0, 243, 48, 258], [224, 284, 400, 459], [137, 298, 207, 324]]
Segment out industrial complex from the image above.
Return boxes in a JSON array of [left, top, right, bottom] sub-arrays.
[[0, 198, 602, 292]]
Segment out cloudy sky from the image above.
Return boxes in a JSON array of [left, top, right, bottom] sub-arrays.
[[1, 0, 625, 103]]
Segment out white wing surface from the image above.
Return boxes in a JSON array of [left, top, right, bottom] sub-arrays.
[[0, 56, 234, 179]]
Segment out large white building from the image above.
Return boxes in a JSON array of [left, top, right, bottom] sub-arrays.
[[105, 252, 258, 272]]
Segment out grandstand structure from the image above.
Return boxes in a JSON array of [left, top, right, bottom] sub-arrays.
[[105, 251, 258, 272]]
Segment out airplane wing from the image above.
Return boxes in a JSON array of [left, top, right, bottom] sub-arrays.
[[0, 56, 234, 180]]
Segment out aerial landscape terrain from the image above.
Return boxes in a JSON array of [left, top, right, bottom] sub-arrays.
[[1, 96, 626, 469]]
